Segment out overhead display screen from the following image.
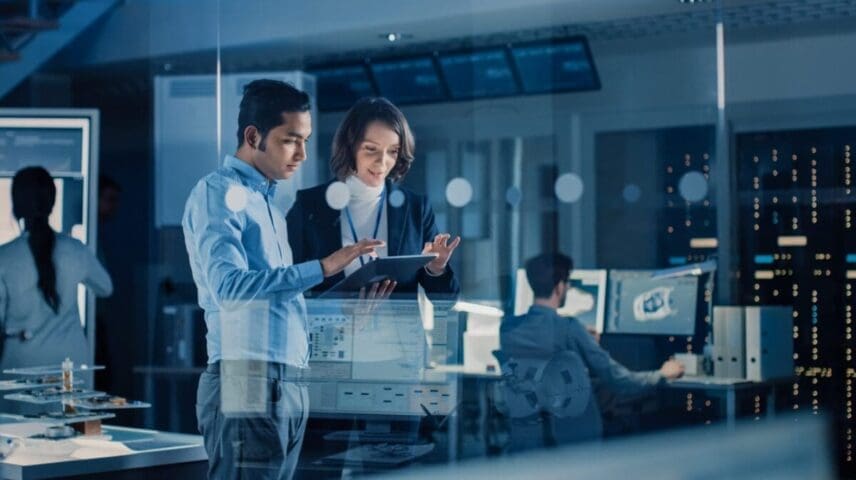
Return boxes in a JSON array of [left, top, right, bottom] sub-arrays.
[[510, 38, 600, 94], [438, 49, 518, 99], [370, 57, 446, 105]]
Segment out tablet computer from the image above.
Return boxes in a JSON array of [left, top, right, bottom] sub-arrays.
[[320, 254, 438, 298]]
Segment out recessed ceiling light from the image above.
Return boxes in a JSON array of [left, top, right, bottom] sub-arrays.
[[679, 0, 712, 3], [379, 32, 411, 43]]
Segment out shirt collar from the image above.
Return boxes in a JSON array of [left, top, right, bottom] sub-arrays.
[[528, 304, 556, 316], [224, 155, 277, 197]]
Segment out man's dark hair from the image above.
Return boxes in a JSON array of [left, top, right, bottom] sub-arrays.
[[524, 253, 573, 299], [236, 79, 311, 150], [330, 97, 414, 182]]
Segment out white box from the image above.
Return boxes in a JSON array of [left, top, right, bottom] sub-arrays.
[[745, 306, 794, 381]]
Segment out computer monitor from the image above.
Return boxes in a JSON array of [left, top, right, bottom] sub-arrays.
[[437, 48, 519, 100], [305, 299, 458, 419], [605, 270, 699, 336], [513, 268, 607, 334]]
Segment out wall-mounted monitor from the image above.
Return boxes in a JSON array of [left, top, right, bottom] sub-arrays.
[[438, 48, 519, 100], [510, 37, 600, 94], [310, 64, 376, 112], [369, 57, 446, 105]]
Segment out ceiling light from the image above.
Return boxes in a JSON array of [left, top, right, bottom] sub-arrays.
[[379, 32, 411, 43]]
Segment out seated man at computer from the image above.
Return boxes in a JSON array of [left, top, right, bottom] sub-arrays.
[[497, 253, 684, 452]]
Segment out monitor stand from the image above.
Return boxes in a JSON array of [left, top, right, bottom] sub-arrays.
[[323, 419, 420, 444]]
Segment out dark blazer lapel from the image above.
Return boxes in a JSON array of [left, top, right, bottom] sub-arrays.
[[386, 185, 408, 257], [315, 186, 346, 285]]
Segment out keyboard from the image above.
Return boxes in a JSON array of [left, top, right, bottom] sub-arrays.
[[319, 442, 434, 467], [323, 430, 419, 444]]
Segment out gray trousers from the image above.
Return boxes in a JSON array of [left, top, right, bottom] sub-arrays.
[[196, 366, 309, 480]]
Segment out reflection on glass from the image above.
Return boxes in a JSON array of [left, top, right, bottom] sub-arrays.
[[622, 183, 642, 204], [678, 171, 708, 203], [505, 186, 522, 207], [554, 172, 584, 203], [445, 177, 473, 208], [389, 189, 406, 208], [224, 185, 248, 213], [325, 181, 350, 210]]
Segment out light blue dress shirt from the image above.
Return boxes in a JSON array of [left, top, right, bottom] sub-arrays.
[[182, 155, 324, 367]]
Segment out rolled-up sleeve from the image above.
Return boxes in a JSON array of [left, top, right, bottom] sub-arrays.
[[81, 243, 113, 297], [569, 319, 663, 396]]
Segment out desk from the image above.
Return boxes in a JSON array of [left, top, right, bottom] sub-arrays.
[[0, 415, 206, 480], [666, 376, 789, 429]]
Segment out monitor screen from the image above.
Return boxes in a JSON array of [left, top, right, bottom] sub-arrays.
[[513, 268, 607, 333], [369, 57, 446, 105], [310, 64, 376, 112], [0, 125, 87, 175], [438, 48, 518, 100], [510, 38, 600, 94], [305, 299, 457, 417], [606, 270, 699, 336]]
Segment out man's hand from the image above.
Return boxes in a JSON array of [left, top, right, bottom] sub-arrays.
[[659, 359, 685, 380], [422, 234, 461, 275], [321, 239, 385, 278]]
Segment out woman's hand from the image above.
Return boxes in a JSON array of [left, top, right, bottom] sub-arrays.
[[352, 279, 397, 330], [422, 233, 461, 275]]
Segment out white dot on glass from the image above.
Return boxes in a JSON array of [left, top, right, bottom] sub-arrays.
[[505, 186, 522, 207], [678, 171, 708, 202], [225, 185, 248, 212], [623, 184, 641, 204], [389, 189, 405, 208], [555, 173, 584, 203], [325, 181, 350, 210], [445, 177, 473, 208]]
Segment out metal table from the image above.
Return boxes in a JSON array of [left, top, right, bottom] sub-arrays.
[[0, 415, 207, 480]]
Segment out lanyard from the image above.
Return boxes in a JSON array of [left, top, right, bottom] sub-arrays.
[[344, 188, 386, 266]]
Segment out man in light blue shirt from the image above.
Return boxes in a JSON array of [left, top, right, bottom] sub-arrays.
[[183, 79, 381, 480]]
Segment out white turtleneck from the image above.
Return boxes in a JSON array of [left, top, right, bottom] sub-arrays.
[[341, 175, 389, 276]]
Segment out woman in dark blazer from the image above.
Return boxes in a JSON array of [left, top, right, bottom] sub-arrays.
[[287, 97, 460, 300]]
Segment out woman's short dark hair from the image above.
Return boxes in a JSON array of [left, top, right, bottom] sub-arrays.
[[330, 97, 415, 182], [12, 166, 59, 313], [236, 79, 311, 149], [524, 253, 574, 299]]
